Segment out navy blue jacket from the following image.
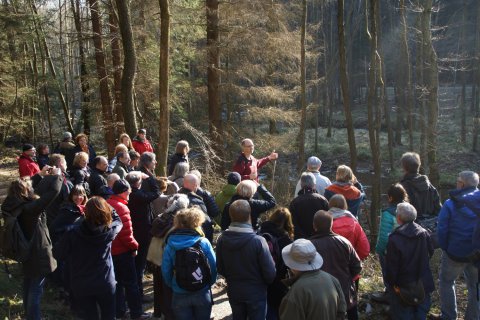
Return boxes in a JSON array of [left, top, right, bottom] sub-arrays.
[[50, 202, 83, 244], [437, 187, 478, 260], [386, 222, 435, 294], [53, 211, 122, 297], [88, 167, 107, 196], [128, 186, 159, 244]]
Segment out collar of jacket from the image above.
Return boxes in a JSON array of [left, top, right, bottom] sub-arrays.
[[109, 194, 128, 205], [281, 269, 320, 287], [310, 230, 336, 239], [228, 222, 253, 233], [298, 187, 317, 195], [19, 153, 35, 162]]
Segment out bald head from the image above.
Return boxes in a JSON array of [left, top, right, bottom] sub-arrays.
[[229, 199, 251, 224], [313, 210, 333, 234], [183, 173, 199, 192]]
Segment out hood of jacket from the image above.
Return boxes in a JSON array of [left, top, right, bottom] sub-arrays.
[[394, 221, 425, 239], [327, 182, 361, 200], [165, 229, 202, 251], [450, 187, 478, 208], [220, 226, 256, 251], [402, 174, 432, 193]]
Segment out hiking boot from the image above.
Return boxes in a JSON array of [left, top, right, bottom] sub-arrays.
[[371, 291, 389, 304]]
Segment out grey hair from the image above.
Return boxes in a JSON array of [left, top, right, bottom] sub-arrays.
[[166, 194, 189, 214], [400, 152, 421, 174], [173, 162, 190, 178], [106, 173, 120, 188], [125, 171, 143, 188], [139, 152, 156, 168], [396, 202, 417, 223], [307, 156, 322, 170], [458, 171, 479, 188], [236, 180, 257, 199], [189, 169, 202, 183], [300, 172, 316, 189]]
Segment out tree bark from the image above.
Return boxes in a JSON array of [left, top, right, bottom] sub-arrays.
[[459, 0, 467, 144], [157, 0, 170, 176], [297, 0, 307, 173], [337, 0, 357, 170], [115, 0, 138, 137], [473, 0, 480, 151], [88, 0, 116, 158]]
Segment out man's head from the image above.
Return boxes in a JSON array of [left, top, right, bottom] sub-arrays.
[[241, 138, 254, 156], [281, 239, 323, 275], [396, 202, 417, 225], [117, 152, 131, 166], [107, 173, 120, 189], [313, 210, 333, 234], [112, 179, 131, 201], [62, 131, 73, 142], [300, 172, 316, 190], [49, 153, 67, 172], [22, 144, 36, 157], [125, 171, 143, 189], [138, 129, 146, 139], [400, 152, 421, 175], [183, 173, 199, 192], [93, 156, 108, 172], [129, 150, 140, 168], [227, 172, 241, 186], [456, 171, 479, 190], [307, 156, 322, 172], [229, 199, 251, 224], [139, 152, 156, 171]]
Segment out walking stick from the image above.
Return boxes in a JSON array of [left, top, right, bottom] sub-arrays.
[[271, 150, 277, 194]]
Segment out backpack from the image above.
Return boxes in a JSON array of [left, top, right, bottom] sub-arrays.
[[260, 232, 281, 266], [174, 240, 212, 291], [0, 207, 32, 262]]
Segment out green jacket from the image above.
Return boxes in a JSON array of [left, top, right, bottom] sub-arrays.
[[375, 206, 398, 256], [280, 270, 346, 320], [215, 184, 237, 213]]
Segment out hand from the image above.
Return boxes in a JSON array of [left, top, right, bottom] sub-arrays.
[[40, 165, 52, 177], [268, 151, 278, 161], [141, 173, 149, 180], [51, 167, 62, 176]]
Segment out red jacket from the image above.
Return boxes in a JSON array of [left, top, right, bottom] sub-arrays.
[[233, 153, 270, 181], [332, 215, 370, 260], [18, 154, 40, 177], [132, 138, 153, 155], [108, 195, 139, 256]]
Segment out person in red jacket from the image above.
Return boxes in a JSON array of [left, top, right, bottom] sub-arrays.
[[328, 194, 370, 260], [232, 138, 278, 181], [107, 179, 150, 320], [132, 129, 154, 155], [18, 144, 40, 177]]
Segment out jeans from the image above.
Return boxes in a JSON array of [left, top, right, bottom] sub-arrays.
[[439, 252, 480, 320], [113, 252, 143, 318], [135, 240, 150, 298], [23, 276, 45, 320], [75, 287, 116, 320], [390, 292, 431, 320], [230, 298, 267, 320], [172, 289, 212, 320]]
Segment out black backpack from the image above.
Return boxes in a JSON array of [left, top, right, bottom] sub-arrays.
[[174, 240, 212, 291], [259, 232, 281, 266], [0, 206, 32, 262]]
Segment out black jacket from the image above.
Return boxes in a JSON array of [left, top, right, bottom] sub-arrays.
[[216, 225, 276, 301], [88, 167, 107, 196], [69, 166, 90, 186], [386, 221, 435, 294], [50, 202, 83, 244], [400, 173, 442, 218], [53, 211, 122, 297], [46, 173, 73, 231], [178, 187, 213, 242], [221, 184, 276, 230], [128, 186, 160, 244], [196, 187, 220, 219], [289, 188, 329, 239], [167, 153, 188, 176], [1, 174, 62, 277]]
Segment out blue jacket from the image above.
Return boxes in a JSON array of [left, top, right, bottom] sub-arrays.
[[53, 210, 122, 297], [375, 206, 398, 256], [437, 187, 478, 260], [162, 229, 217, 294]]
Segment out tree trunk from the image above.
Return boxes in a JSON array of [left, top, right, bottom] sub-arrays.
[[109, 0, 125, 133], [206, 0, 223, 163], [473, 0, 480, 151], [157, 0, 170, 176], [88, 0, 116, 158], [71, 0, 91, 134], [337, 0, 357, 170], [115, 0, 138, 137], [415, 1, 427, 162], [459, 0, 467, 144], [421, 0, 440, 186], [297, 0, 307, 173]]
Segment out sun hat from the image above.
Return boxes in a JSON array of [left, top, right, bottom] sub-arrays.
[[282, 239, 323, 271]]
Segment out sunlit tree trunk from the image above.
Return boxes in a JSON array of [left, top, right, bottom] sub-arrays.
[[297, 0, 307, 172], [459, 0, 467, 144], [473, 0, 480, 151]]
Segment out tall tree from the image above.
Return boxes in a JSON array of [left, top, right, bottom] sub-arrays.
[[88, 0, 115, 157], [337, 0, 357, 170], [115, 0, 138, 137], [297, 0, 307, 172], [206, 0, 223, 163], [473, 0, 480, 151], [157, 0, 170, 176]]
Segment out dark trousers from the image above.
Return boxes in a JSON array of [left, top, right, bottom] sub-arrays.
[[113, 252, 143, 318], [153, 266, 174, 319], [75, 288, 115, 320], [135, 239, 150, 298], [230, 299, 267, 320]]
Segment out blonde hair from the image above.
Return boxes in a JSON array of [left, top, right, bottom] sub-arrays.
[[175, 140, 190, 154], [73, 151, 89, 167], [114, 143, 129, 155], [236, 180, 257, 199], [336, 165, 353, 183], [174, 207, 205, 230], [119, 133, 133, 149]]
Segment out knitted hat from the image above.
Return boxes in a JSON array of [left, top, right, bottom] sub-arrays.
[[112, 179, 130, 195], [22, 144, 35, 152], [227, 172, 241, 185]]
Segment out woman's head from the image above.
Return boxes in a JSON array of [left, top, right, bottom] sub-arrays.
[[173, 207, 205, 230], [68, 185, 87, 206], [114, 143, 128, 155], [156, 177, 168, 193], [175, 140, 190, 155], [328, 194, 348, 210], [268, 207, 294, 239], [75, 133, 88, 146], [173, 162, 190, 178], [335, 165, 353, 183], [119, 133, 133, 149], [236, 180, 257, 199], [37, 143, 49, 155], [85, 196, 113, 227], [8, 178, 37, 201], [73, 151, 89, 168], [387, 183, 409, 205]]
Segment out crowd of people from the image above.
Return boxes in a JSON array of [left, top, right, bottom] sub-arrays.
[[2, 132, 480, 320]]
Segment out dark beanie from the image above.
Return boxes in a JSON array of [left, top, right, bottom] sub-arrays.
[[112, 179, 130, 195], [22, 144, 35, 152], [227, 172, 241, 185]]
